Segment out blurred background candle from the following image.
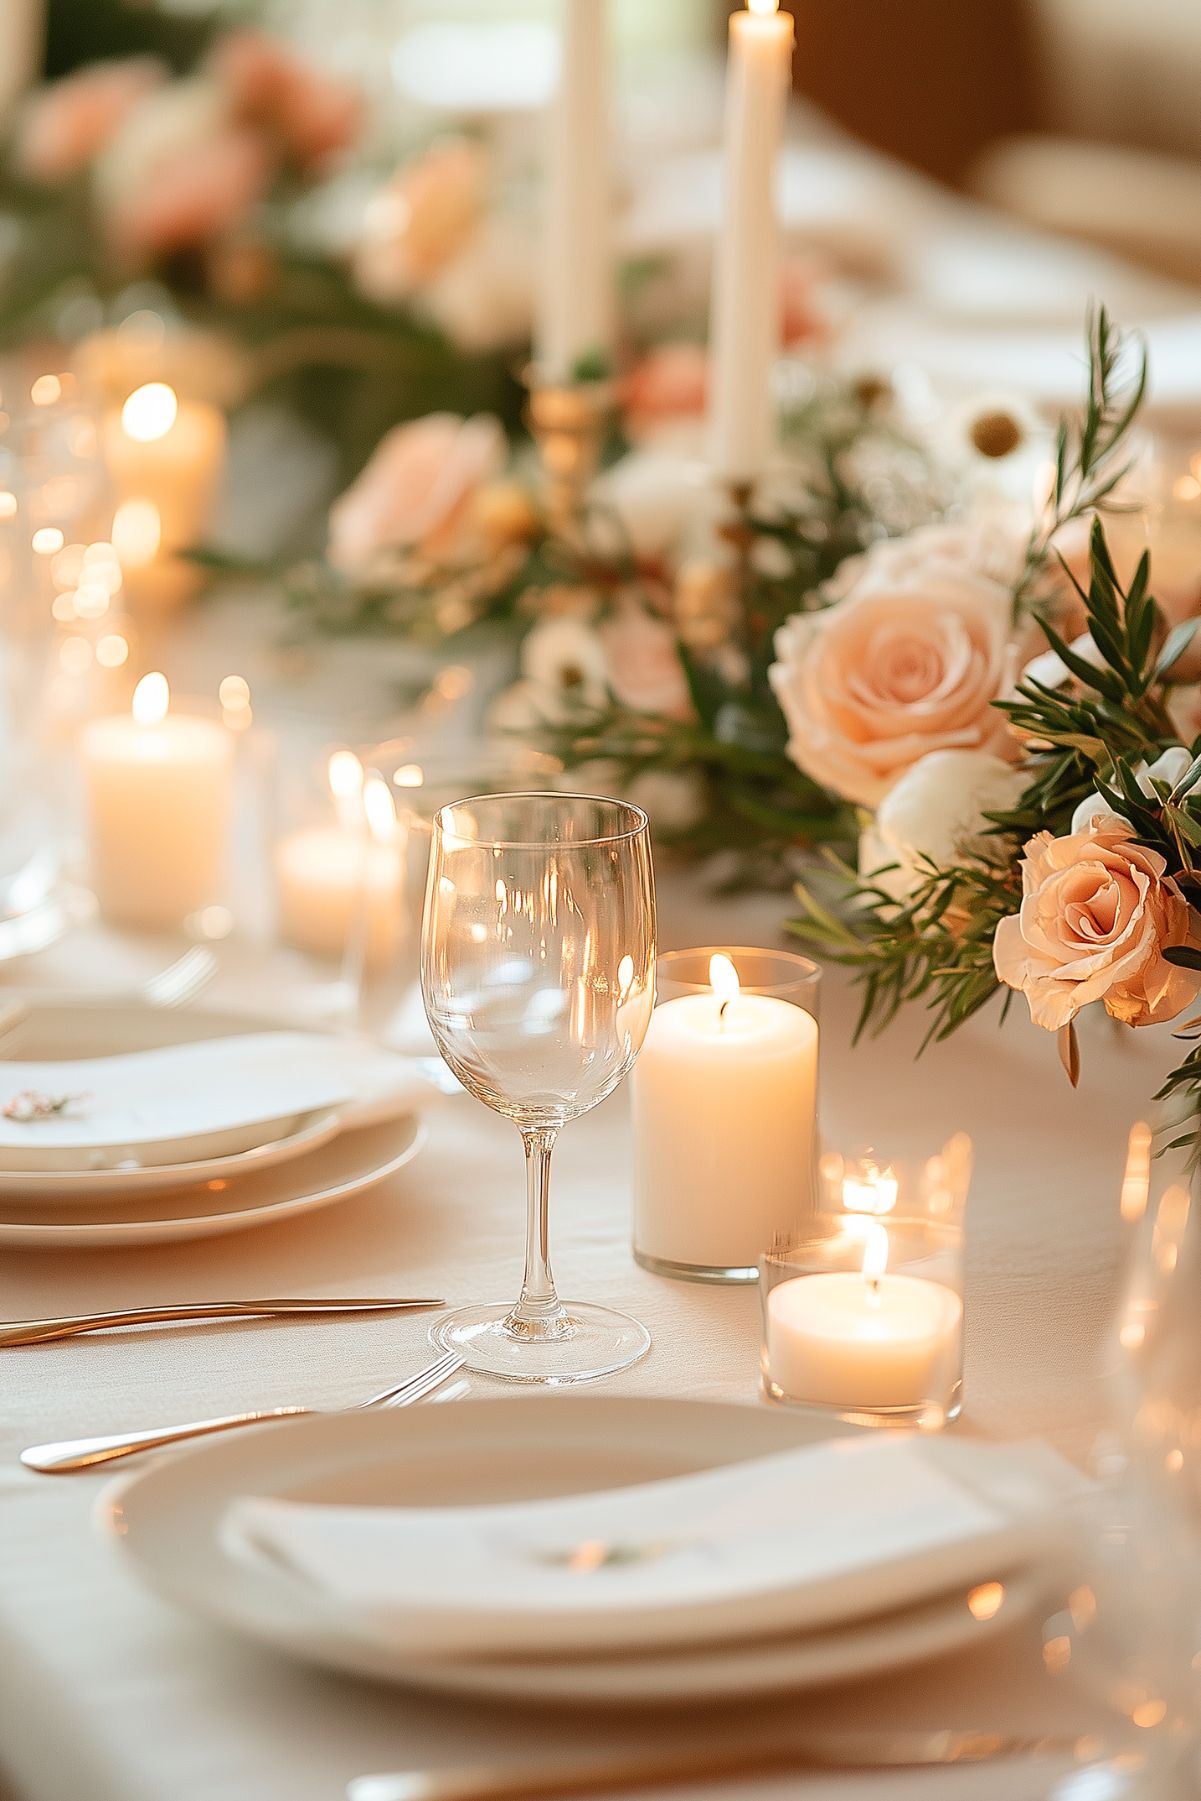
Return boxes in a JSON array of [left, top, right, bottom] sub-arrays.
[[81, 672, 233, 929], [274, 752, 404, 967], [103, 383, 226, 609], [536, 0, 614, 380], [708, 0, 794, 482], [633, 947, 819, 1281]]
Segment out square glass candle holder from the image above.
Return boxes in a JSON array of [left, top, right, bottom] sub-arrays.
[[632, 946, 821, 1284], [759, 1138, 971, 1427]]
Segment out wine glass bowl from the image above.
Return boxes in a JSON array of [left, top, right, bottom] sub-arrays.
[[421, 792, 656, 1383]]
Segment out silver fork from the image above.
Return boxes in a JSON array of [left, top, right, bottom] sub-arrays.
[[20, 1350, 465, 1474]]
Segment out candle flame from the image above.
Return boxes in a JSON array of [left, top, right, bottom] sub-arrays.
[[843, 1158, 899, 1216], [747, 0, 780, 12], [328, 750, 365, 828], [363, 773, 397, 844], [132, 671, 169, 727], [1120, 1121, 1153, 1223], [709, 953, 740, 1013], [121, 383, 178, 443], [861, 1224, 889, 1282]]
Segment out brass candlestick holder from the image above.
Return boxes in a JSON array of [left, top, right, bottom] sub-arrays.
[[717, 476, 758, 641], [524, 368, 616, 539]]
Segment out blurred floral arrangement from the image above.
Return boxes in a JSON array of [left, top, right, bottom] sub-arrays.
[[0, 29, 538, 481], [783, 312, 1201, 1152]]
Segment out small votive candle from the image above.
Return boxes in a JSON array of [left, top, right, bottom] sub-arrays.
[[632, 946, 820, 1282], [274, 752, 404, 968], [760, 1138, 971, 1425], [81, 672, 234, 929]]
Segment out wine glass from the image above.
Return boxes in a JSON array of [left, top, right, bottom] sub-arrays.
[[421, 791, 656, 1383]]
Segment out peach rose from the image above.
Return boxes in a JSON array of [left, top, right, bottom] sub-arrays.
[[354, 139, 488, 303], [211, 29, 361, 170], [993, 816, 1201, 1031], [769, 568, 1014, 808], [622, 344, 707, 440], [95, 80, 272, 262], [15, 58, 166, 185], [327, 413, 507, 578], [600, 605, 692, 718]]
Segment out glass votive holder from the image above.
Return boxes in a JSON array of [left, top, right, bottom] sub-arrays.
[[632, 946, 822, 1284], [760, 1137, 971, 1427], [270, 743, 405, 989], [355, 739, 561, 1046]]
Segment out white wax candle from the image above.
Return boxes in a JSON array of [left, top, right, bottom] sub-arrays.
[[103, 383, 226, 607], [767, 1269, 962, 1411], [632, 956, 817, 1273], [275, 829, 402, 968], [708, 0, 793, 482], [535, 0, 614, 380], [81, 674, 233, 929]]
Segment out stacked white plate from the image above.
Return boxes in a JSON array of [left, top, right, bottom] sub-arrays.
[[102, 1397, 1079, 1705], [0, 1002, 426, 1246]]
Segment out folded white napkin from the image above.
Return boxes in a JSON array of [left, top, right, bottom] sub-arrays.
[[224, 1433, 1081, 1660], [0, 1032, 445, 1152]]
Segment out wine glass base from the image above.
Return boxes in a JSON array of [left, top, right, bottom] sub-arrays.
[[430, 1301, 651, 1385]]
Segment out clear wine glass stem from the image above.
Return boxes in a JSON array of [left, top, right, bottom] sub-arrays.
[[511, 1125, 568, 1334]]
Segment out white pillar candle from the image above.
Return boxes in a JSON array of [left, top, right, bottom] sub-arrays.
[[103, 383, 226, 608], [633, 953, 817, 1274], [275, 759, 403, 967], [81, 673, 233, 929], [535, 0, 614, 381], [767, 1231, 963, 1412], [708, 0, 793, 483]]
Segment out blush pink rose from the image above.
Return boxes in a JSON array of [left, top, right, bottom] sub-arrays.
[[769, 569, 1014, 808], [993, 816, 1201, 1031], [600, 605, 692, 718], [327, 413, 507, 577], [622, 344, 708, 440], [15, 58, 166, 185], [212, 30, 361, 170], [105, 121, 272, 261], [353, 140, 488, 303]]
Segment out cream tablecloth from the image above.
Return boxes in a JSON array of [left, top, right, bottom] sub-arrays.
[[0, 853, 1170, 1801]]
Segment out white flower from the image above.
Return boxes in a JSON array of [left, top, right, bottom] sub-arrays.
[[417, 214, 534, 353], [1021, 632, 1102, 692], [519, 616, 609, 719], [862, 750, 1026, 902], [928, 391, 1053, 506], [591, 447, 711, 562], [1071, 747, 1193, 835]]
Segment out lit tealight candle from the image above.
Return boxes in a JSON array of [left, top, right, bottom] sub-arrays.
[[275, 754, 404, 967], [103, 382, 226, 608], [632, 952, 818, 1277], [709, 0, 794, 482], [766, 1226, 963, 1415], [81, 672, 234, 929]]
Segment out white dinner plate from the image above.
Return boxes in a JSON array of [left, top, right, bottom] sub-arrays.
[[101, 1398, 1044, 1704], [0, 1003, 369, 1200], [0, 1113, 424, 1246]]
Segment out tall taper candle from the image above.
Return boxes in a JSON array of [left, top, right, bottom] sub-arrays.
[[708, 0, 794, 482], [536, 0, 614, 381]]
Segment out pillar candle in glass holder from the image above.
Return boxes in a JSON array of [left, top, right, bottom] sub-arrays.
[[103, 383, 226, 607], [275, 755, 403, 967], [535, 0, 614, 381], [633, 952, 817, 1279], [765, 1227, 963, 1416], [81, 673, 234, 928], [709, 0, 794, 482]]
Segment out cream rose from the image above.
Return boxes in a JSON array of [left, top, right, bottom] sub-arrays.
[[769, 568, 1014, 808], [599, 605, 692, 718], [862, 749, 1026, 902], [326, 413, 506, 578], [993, 816, 1201, 1031]]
